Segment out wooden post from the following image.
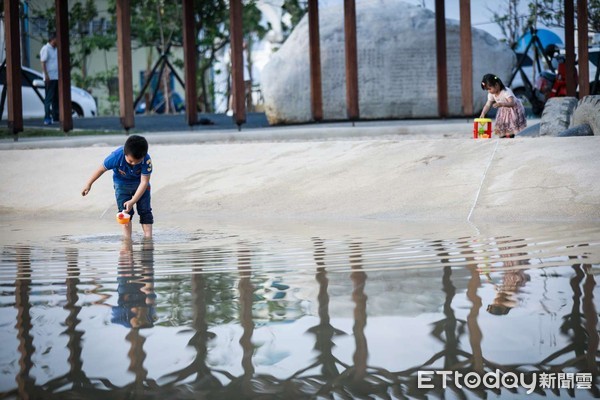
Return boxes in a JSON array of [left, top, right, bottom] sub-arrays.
[[459, 0, 473, 116], [577, 0, 589, 97], [116, 0, 135, 131], [4, 0, 23, 138], [344, 0, 359, 121], [56, 0, 73, 132], [308, 0, 323, 122], [229, 0, 246, 128], [182, 0, 198, 125], [564, 0, 577, 96], [435, 0, 448, 117]]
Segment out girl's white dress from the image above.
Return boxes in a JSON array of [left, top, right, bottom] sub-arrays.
[[487, 88, 527, 136]]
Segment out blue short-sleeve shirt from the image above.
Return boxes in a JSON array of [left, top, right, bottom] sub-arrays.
[[103, 146, 153, 185]]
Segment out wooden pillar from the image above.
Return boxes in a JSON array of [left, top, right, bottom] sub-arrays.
[[182, 0, 198, 125], [564, 0, 577, 96], [4, 0, 23, 137], [435, 0, 448, 117], [344, 0, 359, 121], [116, 0, 135, 131], [56, 0, 73, 132], [229, 0, 246, 128], [577, 0, 589, 97], [308, 0, 323, 121], [459, 0, 473, 116]]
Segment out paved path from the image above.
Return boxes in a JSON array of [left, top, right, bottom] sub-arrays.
[[1, 115, 475, 149]]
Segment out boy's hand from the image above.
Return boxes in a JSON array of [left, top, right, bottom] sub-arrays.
[[81, 186, 91, 196], [123, 200, 134, 212]]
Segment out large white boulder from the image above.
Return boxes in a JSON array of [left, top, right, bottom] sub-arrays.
[[261, 0, 515, 124]]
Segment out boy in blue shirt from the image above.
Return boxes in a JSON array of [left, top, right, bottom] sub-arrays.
[[82, 135, 153, 239]]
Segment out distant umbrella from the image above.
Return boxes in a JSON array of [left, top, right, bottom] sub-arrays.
[[514, 29, 563, 53]]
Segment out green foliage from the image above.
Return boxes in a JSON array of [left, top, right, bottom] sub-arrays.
[[529, 0, 600, 33], [281, 0, 308, 38], [29, 0, 117, 111], [492, 0, 599, 47], [127, 0, 184, 49], [28, 0, 271, 114], [490, 0, 527, 47]]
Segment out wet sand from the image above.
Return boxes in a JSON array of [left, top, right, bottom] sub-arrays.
[[1, 134, 599, 245]]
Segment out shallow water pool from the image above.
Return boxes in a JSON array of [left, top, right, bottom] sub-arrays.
[[0, 223, 599, 399]]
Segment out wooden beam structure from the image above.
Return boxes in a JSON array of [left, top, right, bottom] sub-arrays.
[[577, 0, 589, 97], [56, 0, 73, 132], [435, 0, 448, 117], [308, 0, 323, 122], [229, 0, 246, 128], [182, 0, 198, 126], [343, 0, 359, 121], [116, 0, 135, 131], [459, 0, 473, 116], [564, 0, 577, 96], [4, 0, 23, 137], [3, 0, 587, 128]]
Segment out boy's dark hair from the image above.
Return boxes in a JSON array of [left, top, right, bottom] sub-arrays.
[[48, 31, 57, 41], [124, 135, 148, 160], [481, 74, 506, 91]]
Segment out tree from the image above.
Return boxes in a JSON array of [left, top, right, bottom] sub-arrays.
[[490, 0, 529, 47], [30, 0, 116, 90], [281, 0, 308, 39], [193, 0, 267, 113], [528, 0, 600, 33]]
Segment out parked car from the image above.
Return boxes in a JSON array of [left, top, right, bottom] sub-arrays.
[[135, 91, 185, 114], [0, 65, 97, 119]]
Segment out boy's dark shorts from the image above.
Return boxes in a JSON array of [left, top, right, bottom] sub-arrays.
[[114, 183, 153, 224]]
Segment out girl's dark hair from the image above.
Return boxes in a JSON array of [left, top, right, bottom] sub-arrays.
[[124, 135, 148, 159], [481, 74, 506, 91]]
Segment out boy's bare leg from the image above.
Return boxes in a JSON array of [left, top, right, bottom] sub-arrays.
[[122, 222, 133, 239], [142, 224, 153, 238]]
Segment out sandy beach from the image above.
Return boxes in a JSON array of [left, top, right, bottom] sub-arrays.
[[1, 122, 599, 243]]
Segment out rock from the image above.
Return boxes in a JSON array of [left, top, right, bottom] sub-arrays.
[[516, 122, 540, 137], [261, 0, 515, 124], [539, 97, 578, 136], [558, 124, 594, 137], [570, 95, 600, 135]]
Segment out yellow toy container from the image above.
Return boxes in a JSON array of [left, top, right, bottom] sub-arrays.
[[473, 118, 492, 139]]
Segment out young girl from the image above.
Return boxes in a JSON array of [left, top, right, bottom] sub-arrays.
[[480, 74, 527, 138]]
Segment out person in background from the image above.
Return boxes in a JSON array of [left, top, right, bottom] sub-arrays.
[[480, 74, 527, 138], [40, 32, 59, 125]]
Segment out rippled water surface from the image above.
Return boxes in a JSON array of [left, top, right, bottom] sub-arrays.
[[1, 224, 599, 399]]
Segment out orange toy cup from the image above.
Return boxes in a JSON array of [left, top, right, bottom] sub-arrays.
[[116, 211, 131, 224], [473, 118, 492, 139]]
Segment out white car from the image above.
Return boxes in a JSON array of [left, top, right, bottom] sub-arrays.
[[0, 65, 97, 119]]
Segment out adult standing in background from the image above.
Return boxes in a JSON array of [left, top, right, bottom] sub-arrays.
[[40, 32, 59, 125]]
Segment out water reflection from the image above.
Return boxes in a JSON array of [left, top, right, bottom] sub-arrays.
[[1, 230, 599, 398], [14, 246, 35, 398], [112, 239, 156, 329]]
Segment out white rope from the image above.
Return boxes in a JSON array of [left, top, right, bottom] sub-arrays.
[[467, 139, 500, 223]]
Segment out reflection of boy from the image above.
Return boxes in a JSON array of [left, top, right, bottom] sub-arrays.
[[111, 279, 157, 329], [111, 239, 156, 329], [487, 269, 530, 316]]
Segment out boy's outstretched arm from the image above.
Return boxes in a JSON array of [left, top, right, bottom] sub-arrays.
[[81, 165, 107, 196], [123, 174, 150, 212]]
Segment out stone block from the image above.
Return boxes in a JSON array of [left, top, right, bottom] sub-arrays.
[[261, 0, 515, 124]]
